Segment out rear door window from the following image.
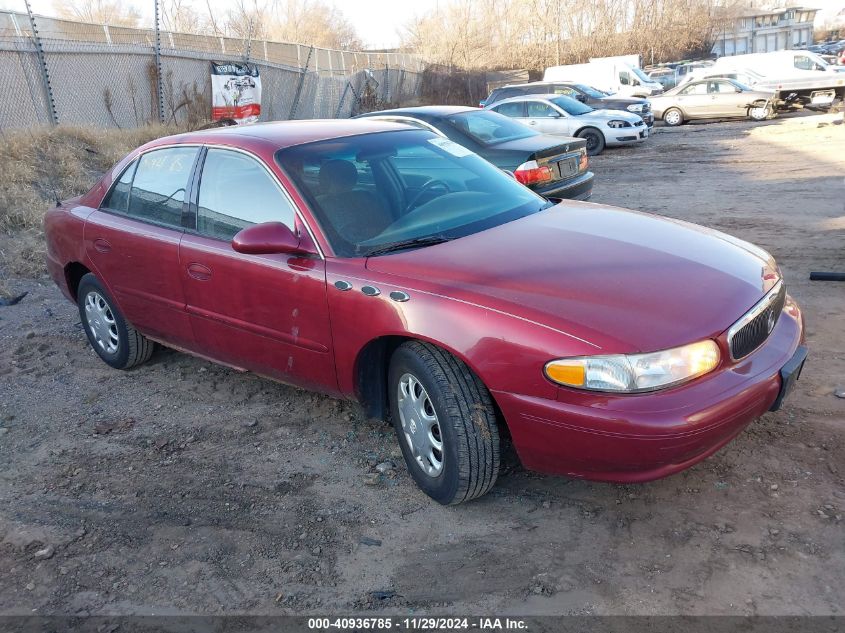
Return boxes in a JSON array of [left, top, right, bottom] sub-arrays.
[[526, 102, 558, 118], [492, 101, 526, 118], [124, 147, 198, 228]]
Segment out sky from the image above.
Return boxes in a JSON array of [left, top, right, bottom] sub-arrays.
[[0, 0, 441, 48], [1, 0, 843, 48]]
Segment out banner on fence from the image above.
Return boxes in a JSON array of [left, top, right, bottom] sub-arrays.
[[210, 61, 261, 124]]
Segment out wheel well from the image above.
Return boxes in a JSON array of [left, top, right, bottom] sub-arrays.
[[353, 336, 515, 447], [64, 262, 91, 300], [354, 335, 410, 421], [575, 126, 601, 137], [663, 107, 683, 120]]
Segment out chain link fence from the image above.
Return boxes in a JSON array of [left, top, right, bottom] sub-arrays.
[[0, 10, 425, 130]]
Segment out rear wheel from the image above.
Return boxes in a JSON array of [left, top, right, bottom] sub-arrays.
[[388, 341, 500, 505], [663, 108, 684, 126], [577, 127, 606, 156], [77, 273, 154, 369]]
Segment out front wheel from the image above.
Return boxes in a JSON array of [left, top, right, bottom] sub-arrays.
[[77, 273, 154, 369], [577, 128, 606, 156], [748, 103, 773, 121], [663, 108, 684, 126], [388, 341, 500, 505]]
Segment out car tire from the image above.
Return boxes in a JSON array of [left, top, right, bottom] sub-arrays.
[[663, 108, 684, 126], [77, 273, 154, 370], [388, 341, 500, 505], [748, 103, 773, 121], [577, 127, 606, 156]]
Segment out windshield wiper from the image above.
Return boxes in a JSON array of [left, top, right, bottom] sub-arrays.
[[362, 235, 453, 257]]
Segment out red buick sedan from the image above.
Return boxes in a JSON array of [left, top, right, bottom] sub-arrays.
[[44, 120, 807, 505]]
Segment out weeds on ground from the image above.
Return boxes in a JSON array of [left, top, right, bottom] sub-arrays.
[[0, 125, 178, 277]]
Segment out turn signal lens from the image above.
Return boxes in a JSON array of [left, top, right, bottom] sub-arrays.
[[544, 339, 720, 393], [544, 363, 586, 387], [579, 150, 588, 172]]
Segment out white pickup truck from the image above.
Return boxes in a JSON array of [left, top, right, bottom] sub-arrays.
[[682, 66, 845, 111]]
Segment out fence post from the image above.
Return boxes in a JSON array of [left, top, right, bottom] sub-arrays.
[[289, 45, 314, 120], [243, 18, 254, 62], [24, 0, 58, 126], [153, 0, 166, 124], [335, 81, 351, 118], [383, 63, 389, 102]]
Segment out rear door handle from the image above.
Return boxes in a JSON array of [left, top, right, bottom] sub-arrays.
[[187, 262, 212, 281], [93, 238, 111, 253]]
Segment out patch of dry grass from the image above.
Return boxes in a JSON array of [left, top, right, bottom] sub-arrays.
[[0, 125, 178, 278], [0, 125, 173, 231]]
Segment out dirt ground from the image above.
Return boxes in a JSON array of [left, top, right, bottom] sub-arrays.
[[0, 112, 843, 617]]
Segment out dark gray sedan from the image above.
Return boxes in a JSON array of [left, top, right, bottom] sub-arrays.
[[355, 106, 594, 201], [650, 78, 776, 126]]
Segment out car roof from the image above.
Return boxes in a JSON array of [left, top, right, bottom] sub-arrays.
[[492, 93, 563, 104], [358, 105, 477, 118], [147, 119, 417, 150], [498, 81, 571, 89]]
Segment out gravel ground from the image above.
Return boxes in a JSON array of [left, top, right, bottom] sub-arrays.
[[0, 111, 843, 616]]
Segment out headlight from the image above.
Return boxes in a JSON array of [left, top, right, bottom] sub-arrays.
[[626, 103, 644, 112], [607, 120, 632, 128], [544, 339, 720, 393]]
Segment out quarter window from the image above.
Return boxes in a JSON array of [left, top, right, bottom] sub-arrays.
[[125, 147, 197, 227], [196, 148, 296, 241], [101, 160, 138, 213]]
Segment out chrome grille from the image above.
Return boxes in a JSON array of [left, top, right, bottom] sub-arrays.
[[727, 282, 786, 360]]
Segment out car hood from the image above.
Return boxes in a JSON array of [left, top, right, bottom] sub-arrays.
[[580, 109, 642, 123], [597, 96, 645, 108], [366, 203, 777, 353]]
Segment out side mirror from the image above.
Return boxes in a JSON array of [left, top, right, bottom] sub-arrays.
[[232, 222, 304, 255], [736, 88, 742, 93], [575, 94, 586, 102]]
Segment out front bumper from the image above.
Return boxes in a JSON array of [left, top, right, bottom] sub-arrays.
[[606, 126, 649, 146], [534, 170, 594, 201], [493, 297, 804, 483]]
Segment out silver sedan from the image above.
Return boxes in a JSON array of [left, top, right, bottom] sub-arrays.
[[486, 94, 647, 155], [650, 78, 776, 126]]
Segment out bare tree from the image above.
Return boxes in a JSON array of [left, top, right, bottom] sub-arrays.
[[403, 0, 727, 71], [52, 0, 141, 27]]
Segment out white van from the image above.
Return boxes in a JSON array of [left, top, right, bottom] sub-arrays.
[[713, 50, 845, 75], [544, 60, 664, 97]]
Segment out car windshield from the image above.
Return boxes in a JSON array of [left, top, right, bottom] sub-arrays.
[[276, 130, 549, 258], [574, 84, 608, 98], [550, 95, 594, 115], [447, 110, 536, 146]]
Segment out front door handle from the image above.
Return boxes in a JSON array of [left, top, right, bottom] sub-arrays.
[[187, 262, 212, 281], [93, 238, 111, 253]]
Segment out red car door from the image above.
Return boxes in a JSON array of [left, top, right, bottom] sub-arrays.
[[178, 147, 337, 393], [84, 146, 199, 348]]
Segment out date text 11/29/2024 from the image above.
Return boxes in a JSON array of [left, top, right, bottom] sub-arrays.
[[307, 617, 528, 630]]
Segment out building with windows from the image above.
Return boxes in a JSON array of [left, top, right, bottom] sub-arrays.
[[713, 5, 819, 56]]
